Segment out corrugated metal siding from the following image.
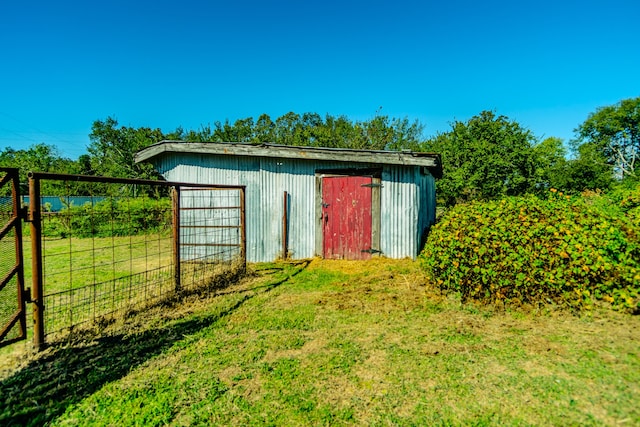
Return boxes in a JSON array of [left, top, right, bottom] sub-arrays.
[[154, 152, 435, 262], [416, 168, 437, 255], [381, 165, 419, 258], [158, 154, 320, 262]]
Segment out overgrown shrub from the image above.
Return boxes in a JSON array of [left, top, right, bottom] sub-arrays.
[[43, 198, 172, 238], [616, 185, 640, 227], [419, 191, 640, 312]]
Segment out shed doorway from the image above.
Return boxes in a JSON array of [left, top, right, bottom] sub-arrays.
[[321, 175, 375, 260]]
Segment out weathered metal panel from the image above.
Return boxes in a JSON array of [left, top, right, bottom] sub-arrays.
[[417, 169, 437, 254], [380, 165, 420, 259], [152, 152, 433, 262], [156, 154, 320, 262]]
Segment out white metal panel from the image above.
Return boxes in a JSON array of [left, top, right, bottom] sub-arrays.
[[380, 165, 419, 259]]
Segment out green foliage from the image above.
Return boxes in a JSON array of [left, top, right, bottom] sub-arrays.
[[88, 117, 164, 180], [531, 136, 568, 194], [553, 143, 614, 194], [608, 183, 640, 227], [44, 197, 172, 238], [0, 143, 79, 196], [419, 192, 640, 311], [423, 111, 538, 206], [175, 112, 425, 151], [575, 96, 640, 180]]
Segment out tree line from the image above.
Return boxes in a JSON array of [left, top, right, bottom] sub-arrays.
[[1, 97, 638, 205]]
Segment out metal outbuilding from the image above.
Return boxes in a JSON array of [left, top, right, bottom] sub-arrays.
[[135, 141, 442, 262]]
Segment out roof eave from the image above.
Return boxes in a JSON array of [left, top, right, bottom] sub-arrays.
[[135, 141, 442, 172]]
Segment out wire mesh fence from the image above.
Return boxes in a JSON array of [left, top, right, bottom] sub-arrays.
[[0, 168, 27, 346], [177, 187, 245, 293], [24, 172, 245, 345]]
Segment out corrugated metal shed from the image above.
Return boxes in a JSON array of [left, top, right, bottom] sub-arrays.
[[135, 141, 441, 262]]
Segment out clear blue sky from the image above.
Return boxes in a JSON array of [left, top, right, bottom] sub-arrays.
[[1, 0, 639, 159]]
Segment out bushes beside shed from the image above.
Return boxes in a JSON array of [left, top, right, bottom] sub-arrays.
[[419, 190, 640, 312]]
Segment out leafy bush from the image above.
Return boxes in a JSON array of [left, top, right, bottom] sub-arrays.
[[419, 191, 640, 311], [616, 185, 640, 227], [43, 198, 172, 238]]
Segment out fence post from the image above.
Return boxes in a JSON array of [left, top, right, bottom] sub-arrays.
[[172, 186, 181, 293], [28, 174, 45, 350], [240, 187, 246, 270], [282, 191, 288, 259]]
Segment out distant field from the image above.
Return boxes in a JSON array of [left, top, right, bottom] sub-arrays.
[[1, 258, 639, 426]]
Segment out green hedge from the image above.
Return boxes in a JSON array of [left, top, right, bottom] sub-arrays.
[[43, 198, 172, 238], [419, 190, 640, 312]]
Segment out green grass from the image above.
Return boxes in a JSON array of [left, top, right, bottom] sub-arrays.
[[16, 233, 239, 341], [1, 258, 639, 426], [23, 233, 173, 294]]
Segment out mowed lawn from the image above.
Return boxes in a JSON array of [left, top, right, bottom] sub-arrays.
[[1, 258, 639, 426]]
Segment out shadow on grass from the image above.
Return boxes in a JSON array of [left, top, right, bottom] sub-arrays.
[[0, 260, 310, 427]]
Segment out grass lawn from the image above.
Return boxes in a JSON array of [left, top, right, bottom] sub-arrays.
[[0, 258, 638, 426], [25, 233, 173, 294]]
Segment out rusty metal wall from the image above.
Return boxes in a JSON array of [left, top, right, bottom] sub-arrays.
[[154, 153, 437, 262]]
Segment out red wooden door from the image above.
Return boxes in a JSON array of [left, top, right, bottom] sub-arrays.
[[322, 176, 373, 260]]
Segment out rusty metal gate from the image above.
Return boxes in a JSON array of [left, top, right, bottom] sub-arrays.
[[0, 170, 246, 351], [0, 168, 27, 348]]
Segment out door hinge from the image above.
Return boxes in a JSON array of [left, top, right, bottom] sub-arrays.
[[361, 248, 382, 254], [361, 183, 382, 188]]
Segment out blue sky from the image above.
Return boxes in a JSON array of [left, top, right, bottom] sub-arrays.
[[1, 0, 639, 159]]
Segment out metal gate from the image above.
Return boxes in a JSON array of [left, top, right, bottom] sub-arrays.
[[0, 168, 27, 348], [0, 171, 246, 350]]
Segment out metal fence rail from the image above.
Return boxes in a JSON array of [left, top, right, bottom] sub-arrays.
[[23, 172, 245, 348]]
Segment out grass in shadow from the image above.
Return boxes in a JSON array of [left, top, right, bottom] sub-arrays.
[[0, 260, 310, 426]]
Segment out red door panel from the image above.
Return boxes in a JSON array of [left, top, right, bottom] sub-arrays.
[[322, 176, 372, 260]]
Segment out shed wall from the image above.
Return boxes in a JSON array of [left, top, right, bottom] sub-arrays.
[[153, 153, 435, 262]]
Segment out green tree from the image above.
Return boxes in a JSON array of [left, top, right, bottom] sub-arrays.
[[0, 143, 78, 195], [174, 112, 425, 151], [575, 96, 640, 180], [88, 117, 164, 180], [424, 111, 537, 206], [531, 137, 569, 193], [275, 112, 303, 145], [557, 143, 614, 193], [254, 114, 276, 142]]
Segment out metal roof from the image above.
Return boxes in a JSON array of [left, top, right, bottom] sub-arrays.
[[135, 141, 442, 177]]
